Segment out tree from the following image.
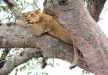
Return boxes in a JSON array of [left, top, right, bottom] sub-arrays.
[[0, 0, 108, 75], [85, 0, 106, 21]]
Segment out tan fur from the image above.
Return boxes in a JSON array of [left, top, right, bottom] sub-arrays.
[[22, 10, 72, 44]]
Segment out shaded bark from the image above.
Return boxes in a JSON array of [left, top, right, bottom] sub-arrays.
[[86, 0, 106, 21], [44, 0, 108, 75]]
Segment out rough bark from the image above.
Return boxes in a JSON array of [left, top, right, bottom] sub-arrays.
[[86, 0, 106, 21], [44, 0, 108, 75], [0, 25, 86, 74]]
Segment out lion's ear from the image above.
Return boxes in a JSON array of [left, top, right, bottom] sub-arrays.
[[22, 13, 27, 17], [34, 8, 41, 13]]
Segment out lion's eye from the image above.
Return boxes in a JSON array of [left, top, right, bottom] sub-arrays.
[[30, 13, 34, 16], [24, 15, 27, 17]]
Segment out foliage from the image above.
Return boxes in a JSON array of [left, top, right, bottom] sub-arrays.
[[0, 48, 11, 60], [81, 70, 90, 75], [84, 0, 93, 9]]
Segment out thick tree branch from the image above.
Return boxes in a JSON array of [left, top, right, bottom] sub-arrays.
[[0, 25, 38, 48], [0, 24, 74, 48], [0, 48, 43, 75], [0, 47, 85, 75]]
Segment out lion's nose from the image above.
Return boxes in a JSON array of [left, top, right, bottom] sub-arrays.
[[26, 20, 30, 22]]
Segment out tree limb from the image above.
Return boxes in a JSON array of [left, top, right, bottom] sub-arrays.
[[0, 48, 42, 75], [0, 24, 87, 74], [0, 47, 86, 75]]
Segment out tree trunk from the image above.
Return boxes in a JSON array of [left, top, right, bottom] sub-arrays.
[[44, 0, 108, 75], [86, 0, 106, 21]]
